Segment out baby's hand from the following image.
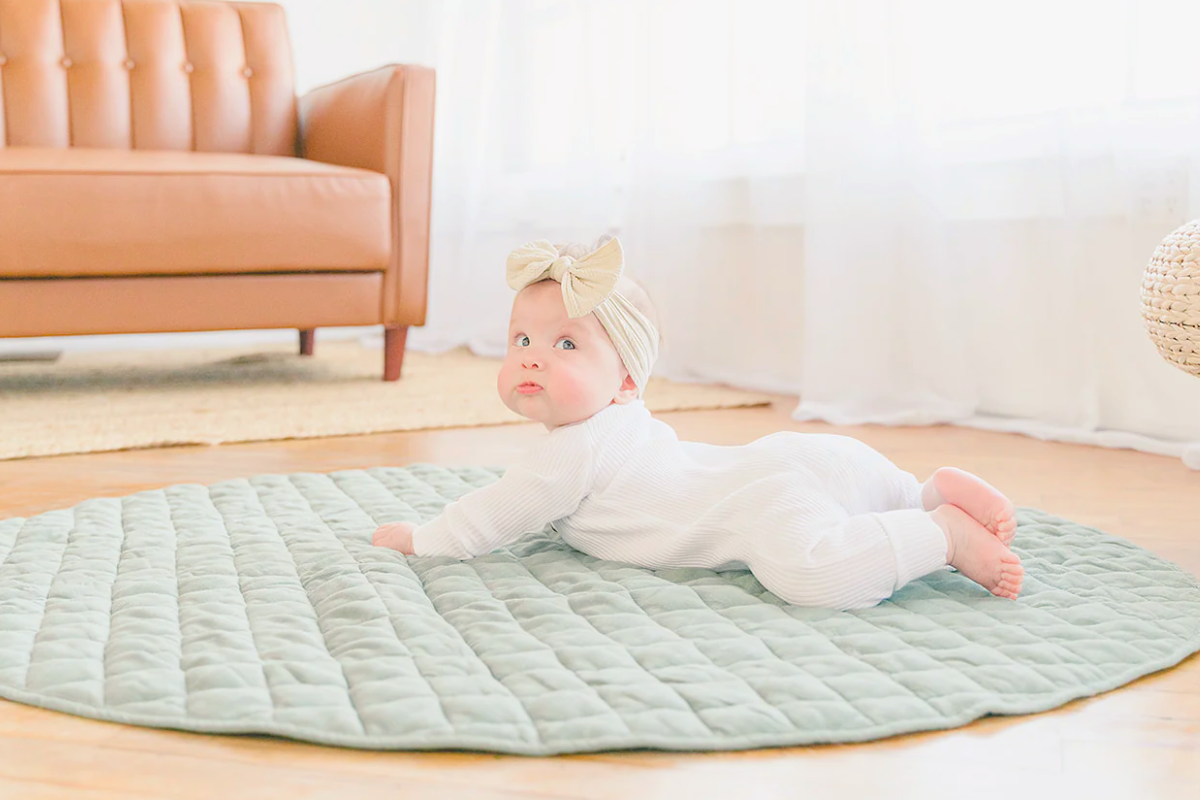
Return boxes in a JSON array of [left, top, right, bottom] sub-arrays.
[[373, 521, 417, 554]]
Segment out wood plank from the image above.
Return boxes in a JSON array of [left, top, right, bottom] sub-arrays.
[[0, 776, 162, 800], [0, 734, 571, 800]]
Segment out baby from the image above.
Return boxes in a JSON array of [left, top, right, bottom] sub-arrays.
[[373, 236, 1023, 610]]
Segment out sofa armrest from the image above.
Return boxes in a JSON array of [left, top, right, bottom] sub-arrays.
[[299, 64, 436, 327]]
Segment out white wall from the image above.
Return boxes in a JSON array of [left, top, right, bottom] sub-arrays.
[[279, 0, 435, 94]]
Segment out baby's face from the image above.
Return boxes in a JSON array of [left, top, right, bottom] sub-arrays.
[[498, 281, 636, 429]]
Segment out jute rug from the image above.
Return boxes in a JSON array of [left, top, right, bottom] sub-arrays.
[[0, 341, 776, 460]]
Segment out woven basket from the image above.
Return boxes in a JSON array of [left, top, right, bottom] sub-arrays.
[[1142, 220, 1200, 377]]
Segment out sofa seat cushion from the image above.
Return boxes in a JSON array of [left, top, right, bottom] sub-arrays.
[[0, 148, 391, 278]]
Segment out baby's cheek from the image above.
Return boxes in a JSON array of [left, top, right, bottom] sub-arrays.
[[496, 358, 519, 392], [551, 368, 590, 409], [559, 364, 609, 411]]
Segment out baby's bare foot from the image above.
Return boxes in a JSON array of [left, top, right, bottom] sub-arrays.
[[923, 467, 1017, 546], [932, 505, 1023, 600]]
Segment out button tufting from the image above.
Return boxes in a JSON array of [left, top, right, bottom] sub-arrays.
[[61, 57, 73, 68], [183, 62, 194, 73], [124, 58, 135, 69], [242, 66, 253, 78]]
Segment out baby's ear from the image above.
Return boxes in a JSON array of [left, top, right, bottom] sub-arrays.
[[613, 372, 639, 405]]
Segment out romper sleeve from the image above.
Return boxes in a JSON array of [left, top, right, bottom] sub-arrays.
[[410, 424, 594, 559]]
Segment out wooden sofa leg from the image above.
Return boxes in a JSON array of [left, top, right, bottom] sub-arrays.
[[383, 325, 408, 381], [299, 329, 315, 356]]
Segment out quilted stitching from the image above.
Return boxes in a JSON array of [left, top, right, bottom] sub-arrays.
[[0, 465, 1198, 755]]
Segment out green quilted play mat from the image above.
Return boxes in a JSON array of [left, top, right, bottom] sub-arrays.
[[1, 465, 1198, 755]]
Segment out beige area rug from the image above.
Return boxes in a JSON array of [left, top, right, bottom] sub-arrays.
[[0, 341, 776, 460]]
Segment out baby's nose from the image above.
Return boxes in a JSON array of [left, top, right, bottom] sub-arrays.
[[522, 355, 542, 369]]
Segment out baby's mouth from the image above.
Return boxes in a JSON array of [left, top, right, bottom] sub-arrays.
[[516, 382, 543, 395]]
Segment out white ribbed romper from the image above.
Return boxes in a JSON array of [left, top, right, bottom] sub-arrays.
[[412, 400, 949, 610]]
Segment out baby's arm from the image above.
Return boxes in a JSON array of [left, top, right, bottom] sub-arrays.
[[381, 427, 593, 559]]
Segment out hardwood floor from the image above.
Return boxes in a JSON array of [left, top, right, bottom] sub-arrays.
[[1, 398, 1197, 800]]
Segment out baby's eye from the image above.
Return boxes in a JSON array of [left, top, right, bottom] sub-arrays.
[[555, 338, 576, 351], [514, 334, 530, 347]]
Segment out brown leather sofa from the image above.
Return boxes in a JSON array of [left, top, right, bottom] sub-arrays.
[[0, 0, 434, 380]]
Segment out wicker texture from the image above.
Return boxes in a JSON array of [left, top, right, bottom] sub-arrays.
[[1142, 220, 1200, 377]]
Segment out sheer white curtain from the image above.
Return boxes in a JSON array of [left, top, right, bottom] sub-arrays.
[[796, 0, 1200, 467], [288, 0, 1200, 463], [286, 0, 808, 387]]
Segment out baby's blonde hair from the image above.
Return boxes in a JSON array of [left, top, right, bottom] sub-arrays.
[[553, 235, 663, 345]]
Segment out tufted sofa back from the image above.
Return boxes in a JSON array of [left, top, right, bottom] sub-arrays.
[[0, 0, 296, 154]]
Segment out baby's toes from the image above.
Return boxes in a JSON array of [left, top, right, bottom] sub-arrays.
[[994, 559, 1024, 598], [994, 512, 1018, 546], [991, 585, 1020, 600]]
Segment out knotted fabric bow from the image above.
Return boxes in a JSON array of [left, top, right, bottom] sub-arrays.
[[506, 237, 659, 396]]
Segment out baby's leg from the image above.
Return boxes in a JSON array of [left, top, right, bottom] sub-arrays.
[[785, 434, 925, 517], [748, 491, 1022, 610], [920, 467, 1017, 546]]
